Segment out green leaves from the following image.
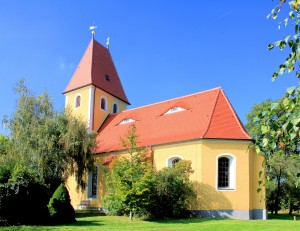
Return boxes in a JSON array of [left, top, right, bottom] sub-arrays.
[[267, 2, 300, 80], [104, 126, 195, 219], [2, 80, 96, 192]]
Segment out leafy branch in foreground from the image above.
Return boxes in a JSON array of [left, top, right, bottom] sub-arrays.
[[267, 0, 300, 80]]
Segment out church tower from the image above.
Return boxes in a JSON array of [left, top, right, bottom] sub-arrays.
[[63, 38, 130, 131]]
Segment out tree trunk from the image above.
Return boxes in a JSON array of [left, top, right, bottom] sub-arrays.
[[274, 173, 281, 215], [129, 211, 133, 220], [289, 201, 293, 215]]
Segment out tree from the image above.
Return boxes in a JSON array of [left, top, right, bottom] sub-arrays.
[[268, 1, 300, 80], [262, 1, 300, 155], [103, 125, 195, 219], [146, 160, 195, 219], [0, 134, 8, 156], [0, 135, 13, 185], [246, 97, 300, 214], [103, 125, 154, 219], [2, 80, 96, 193]]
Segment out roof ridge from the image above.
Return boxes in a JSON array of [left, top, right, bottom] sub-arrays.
[[201, 88, 221, 137], [218, 89, 252, 139], [123, 87, 222, 113], [103, 42, 130, 105], [90, 39, 95, 81]]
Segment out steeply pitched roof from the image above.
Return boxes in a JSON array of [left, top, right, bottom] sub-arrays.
[[64, 39, 130, 104], [94, 87, 251, 153]]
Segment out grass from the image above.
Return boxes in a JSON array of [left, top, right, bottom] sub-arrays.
[[1, 211, 300, 231]]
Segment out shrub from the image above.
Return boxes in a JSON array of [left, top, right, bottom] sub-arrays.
[[9, 163, 41, 184], [47, 183, 76, 225], [104, 159, 195, 219], [0, 164, 50, 226], [0, 182, 50, 226], [146, 161, 195, 219], [0, 161, 15, 184]]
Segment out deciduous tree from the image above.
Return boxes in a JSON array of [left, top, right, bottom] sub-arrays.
[[2, 80, 96, 193]]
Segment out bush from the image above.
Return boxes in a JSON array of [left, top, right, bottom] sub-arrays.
[[9, 164, 41, 185], [104, 160, 195, 219], [0, 164, 50, 226], [0, 161, 15, 184], [47, 183, 76, 225], [146, 162, 195, 219], [0, 182, 50, 226]]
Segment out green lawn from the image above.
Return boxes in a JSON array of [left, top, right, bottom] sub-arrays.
[[1, 211, 300, 231]]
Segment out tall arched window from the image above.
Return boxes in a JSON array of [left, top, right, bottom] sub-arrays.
[[218, 157, 229, 187], [217, 154, 236, 190], [74, 95, 81, 108], [87, 166, 98, 198], [100, 97, 107, 111], [112, 103, 119, 113]]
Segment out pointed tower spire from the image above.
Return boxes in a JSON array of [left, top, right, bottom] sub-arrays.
[[64, 39, 130, 104]]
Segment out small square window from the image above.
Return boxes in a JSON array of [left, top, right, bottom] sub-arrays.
[[105, 74, 110, 81]]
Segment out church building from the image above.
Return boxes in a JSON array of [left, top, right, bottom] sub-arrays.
[[64, 38, 266, 220]]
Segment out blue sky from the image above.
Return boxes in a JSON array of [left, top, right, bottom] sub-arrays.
[[0, 1, 297, 135]]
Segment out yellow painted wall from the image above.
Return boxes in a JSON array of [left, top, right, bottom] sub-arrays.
[[93, 88, 128, 131], [64, 86, 91, 123], [250, 147, 265, 209], [153, 140, 201, 183], [67, 154, 112, 208], [64, 85, 128, 131], [200, 140, 251, 210], [68, 139, 265, 212]]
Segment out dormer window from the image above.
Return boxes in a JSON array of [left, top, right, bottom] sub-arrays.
[[165, 106, 185, 115], [120, 118, 135, 125], [105, 74, 110, 82]]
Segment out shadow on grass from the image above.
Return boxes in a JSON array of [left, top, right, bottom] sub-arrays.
[[67, 219, 104, 227], [75, 210, 106, 218], [150, 217, 224, 224], [268, 213, 300, 220]]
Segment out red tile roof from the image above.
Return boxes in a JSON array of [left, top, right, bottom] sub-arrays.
[[64, 39, 130, 104], [94, 87, 251, 154]]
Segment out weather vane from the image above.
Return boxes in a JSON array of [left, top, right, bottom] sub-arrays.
[[89, 24, 97, 38], [106, 37, 110, 50]]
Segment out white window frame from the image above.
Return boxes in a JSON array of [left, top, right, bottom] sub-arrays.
[[100, 96, 108, 111], [166, 155, 184, 167], [74, 94, 81, 108], [119, 118, 135, 125], [165, 107, 185, 115], [216, 153, 236, 191]]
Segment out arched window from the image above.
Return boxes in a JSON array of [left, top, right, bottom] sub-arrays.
[[171, 158, 181, 166], [112, 103, 119, 113], [167, 155, 183, 167], [218, 157, 229, 187], [87, 166, 98, 198], [74, 95, 81, 108], [217, 154, 236, 190], [100, 97, 107, 111]]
